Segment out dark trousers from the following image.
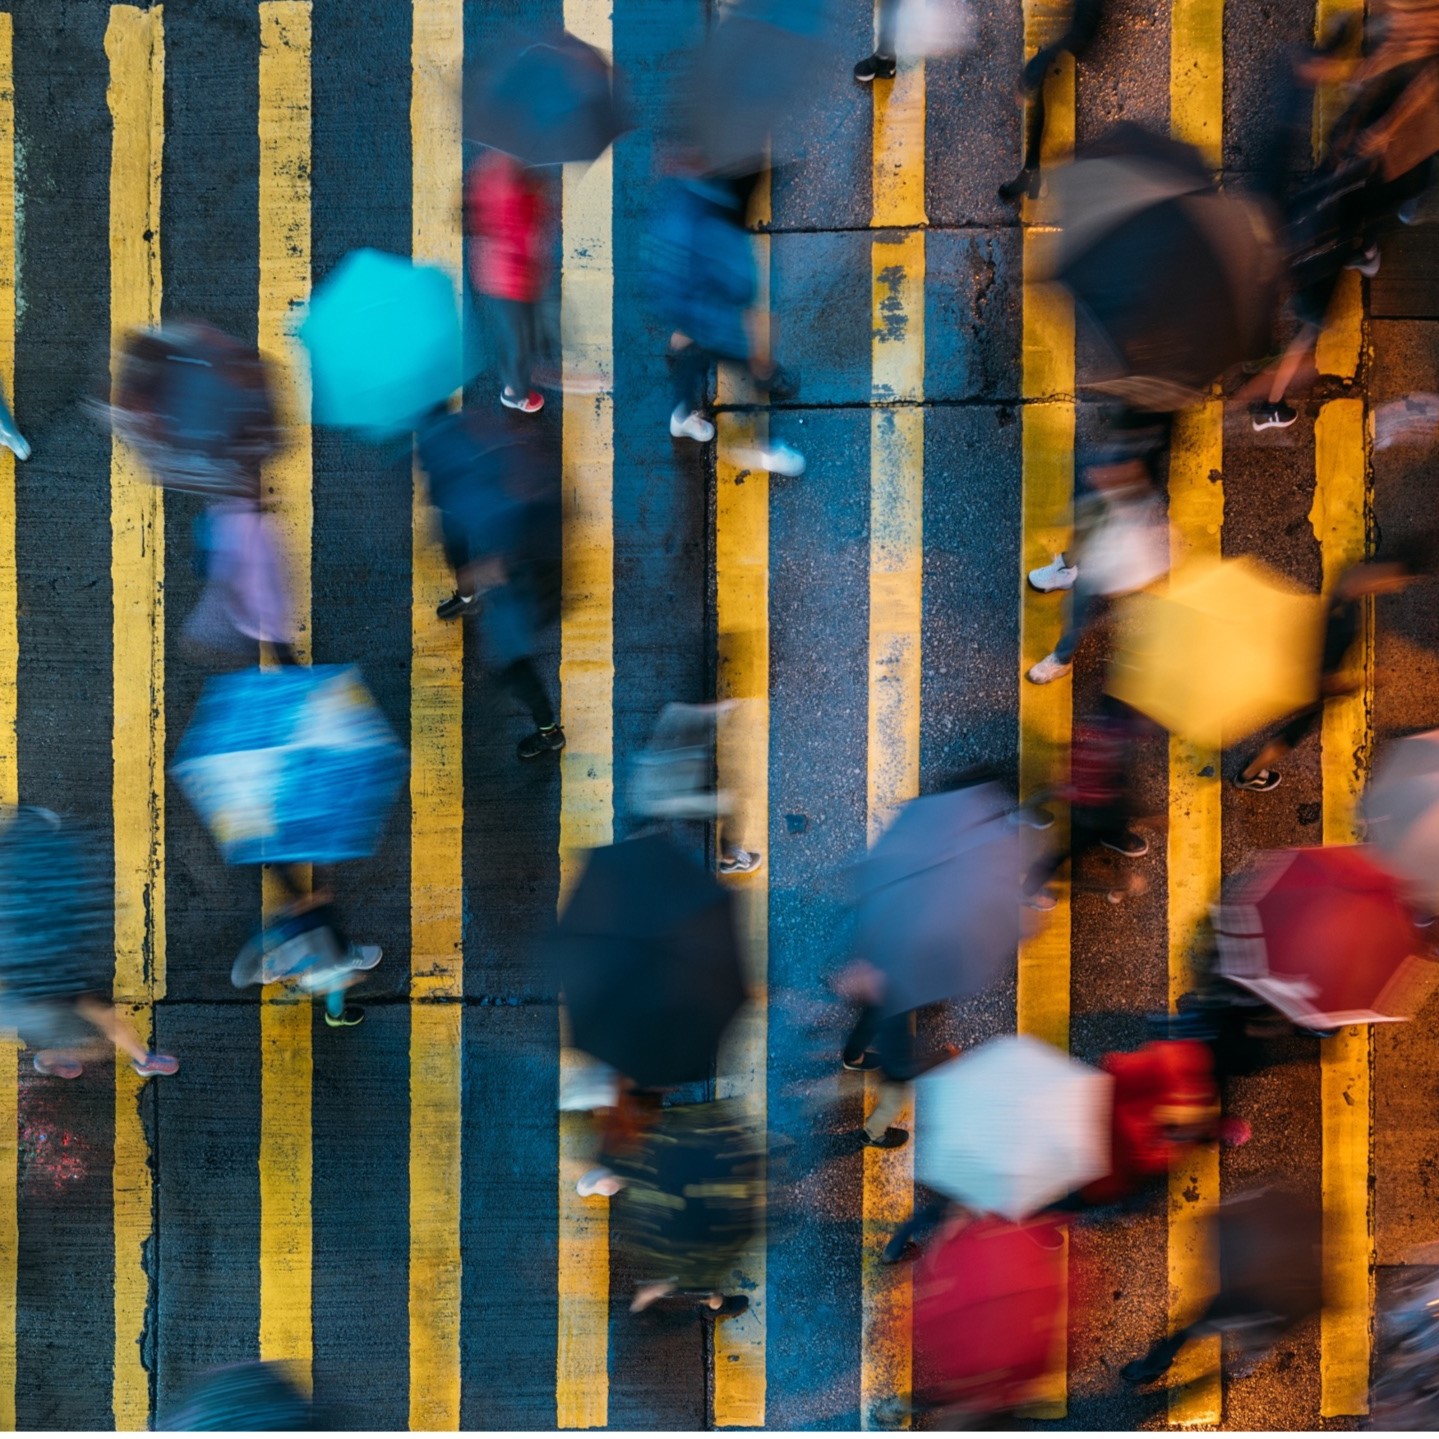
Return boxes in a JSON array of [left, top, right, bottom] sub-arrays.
[[670, 343, 714, 415], [842, 1003, 918, 1081], [1025, 805, 1131, 893], [1017, 0, 1106, 174], [495, 298, 537, 398], [500, 656, 556, 729]]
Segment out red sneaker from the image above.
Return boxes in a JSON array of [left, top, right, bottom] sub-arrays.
[[132, 1052, 179, 1078], [1218, 1116, 1252, 1148]]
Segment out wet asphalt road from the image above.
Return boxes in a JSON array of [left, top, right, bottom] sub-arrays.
[[4, 0, 1439, 1431]]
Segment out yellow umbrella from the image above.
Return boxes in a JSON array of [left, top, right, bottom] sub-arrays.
[[1108, 556, 1324, 745]]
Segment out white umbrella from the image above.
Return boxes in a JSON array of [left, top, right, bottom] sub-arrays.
[[916, 1035, 1113, 1220], [1362, 729, 1439, 907]]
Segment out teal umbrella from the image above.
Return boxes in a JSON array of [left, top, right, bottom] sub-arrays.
[[299, 249, 476, 439]]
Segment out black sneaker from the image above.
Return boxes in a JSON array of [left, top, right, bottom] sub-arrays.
[[436, 591, 479, 620], [765, 364, 800, 403], [518, 724, 566, 761], [700, 1295, 750, 1319], [854, 53, 897, 82], [841, 1050, 882, 1072], [998, 168, 1040, 204], [1250, 401, 1298, 432], [1234, 768, 1281, 792], [881, 1234, 920, 1265], [324, 1005, 365, 1028], [1102, 830, 1149, 858], [863, 1126, 909, 1150]]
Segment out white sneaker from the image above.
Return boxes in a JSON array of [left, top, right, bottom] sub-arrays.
[[346, 944, 383, 971], [719, 847, 763, 875], [734, 442, 805, 476], [0, 418, 29, 461], [1026, 653, 1072, 684], [1028, 555, 1077, 592], [670, 406, 715, 442]]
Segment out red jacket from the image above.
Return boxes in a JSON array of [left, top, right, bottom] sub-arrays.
[[466, 153, 549, 302], [1081, 1040, 1218, 1204]]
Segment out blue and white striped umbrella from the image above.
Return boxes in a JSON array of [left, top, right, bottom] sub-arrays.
[[172, 666, 408, 866]]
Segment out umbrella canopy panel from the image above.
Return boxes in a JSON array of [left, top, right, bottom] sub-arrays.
[[1213, 845, 1436, 1026], [171, 665, 409, 866], [915, 1035, 1113, 1220], [1108, 556, 1323, 745], [466, 32, 628, 166], [1362, 728, 1439, 906], [852, 781, 1037, 1016], [300, 249, 477, 441], [913, 1214, 1068, 1414], [553, 834, 748, 1087]]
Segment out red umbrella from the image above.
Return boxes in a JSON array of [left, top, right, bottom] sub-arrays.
[[1212, 846, 1437, 1027], [913, 1214, 1067, 1415]]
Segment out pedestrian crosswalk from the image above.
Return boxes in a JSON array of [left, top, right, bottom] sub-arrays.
[[0, 0, 1423, 1429]]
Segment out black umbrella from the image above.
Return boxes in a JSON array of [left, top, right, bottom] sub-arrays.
[[552, 834, 747, 1087], [466, 32, 628, 165], [1047, 124, 1279, 411], [686, 2, 832, 178]]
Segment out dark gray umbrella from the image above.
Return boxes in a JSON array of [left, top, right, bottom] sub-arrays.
[[853, 782, 1039, 1018], [466, 32, 628, 165], [686, 2, 832, 178]]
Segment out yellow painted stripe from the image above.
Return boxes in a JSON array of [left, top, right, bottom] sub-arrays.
[[1016, 6, 1075, 1417], [1170, 0, 1223, 170], [1164, 402, 1223, 1425], [1313, 397, 1373, 1416], [256, 0, 313, 1380], [1166, 8, 1225, 1418], [556, 1, 615, 1426], [106, 8, 165, 1428], [872, 54, 926, 228], [408, 2, 464, 1429], [711, 168, 771, 1431], [0, 16, 17, 1423], [860, 228, 924, 1427]]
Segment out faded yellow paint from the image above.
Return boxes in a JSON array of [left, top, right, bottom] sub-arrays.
[[257, 0, 313, 1384], [872, 56, 925, 229], [1164, 402, 1224, 1424], [859, 219, 924, 1427], [1017, 7, 1075, 1415], [1313, 397, 1373, 1417], [1170, 0, 1224, 170], [556, 2, 615, 1427], [408, 2, 465, 1429], [106, 8, 165, 1429], [712, 412, 769, 1429], [0, 18, 17, 1421]]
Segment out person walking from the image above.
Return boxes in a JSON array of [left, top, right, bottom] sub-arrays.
[[416, 406, 565, 761], [1027, 449, 1169, 684], [1234, 546, 1429, 791], [649, 172, 805, 476], [1022, 697, 1149, 909], [853, 0, 977, 82], [467, 148, 553, 415], [230, 865, 382, 1029]]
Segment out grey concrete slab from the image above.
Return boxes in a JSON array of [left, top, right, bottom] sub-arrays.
[[14, 1059, 116, 1430], [1075, 0, 1169, 151], [771, 229, 874, 406], [311, 1000, 410, 1431], [927, 227, 1022, 401], [459, 1002, 559, 1431], [153, 1003, 262, 1418], [766, 404, 870, 1430]]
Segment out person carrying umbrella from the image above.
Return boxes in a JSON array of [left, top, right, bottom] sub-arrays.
[[1122, 1188, 1324, 1386], [648, 170, 805, 477], [0, 807, 178, 1079], [416, 405, 564, 761], [1234, 543, 1430, 791], [610, 1099, 763, 1321], [466, 149, 553, 414], [1022, 696, 1150, 910]]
